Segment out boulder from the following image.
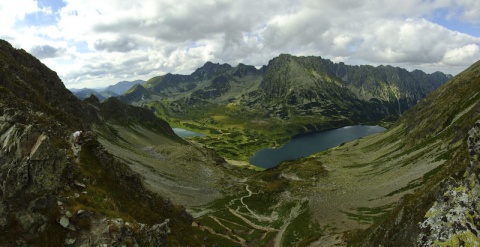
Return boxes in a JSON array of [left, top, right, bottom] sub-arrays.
[[59, 216, 70, 228]]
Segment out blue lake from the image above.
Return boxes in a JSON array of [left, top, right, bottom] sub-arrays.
[[172, 128, 206, 138], [249, 125, 386, 169]]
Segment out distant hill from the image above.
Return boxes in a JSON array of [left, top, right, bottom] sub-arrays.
[[117, 83, 153, 104], [131, 55, 450, 122], [104, 80, 144, 95], [71, 88, 118, 100], [138, 54, 452, 119], [70, 80, 144, 100]]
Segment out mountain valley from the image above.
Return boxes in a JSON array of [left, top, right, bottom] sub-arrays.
[[1, 38, 480, 247], [116, 54, 451, 161]]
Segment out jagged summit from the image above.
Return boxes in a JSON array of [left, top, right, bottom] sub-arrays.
[[126, 54, 451, 124], [191, 61, 233, 79]]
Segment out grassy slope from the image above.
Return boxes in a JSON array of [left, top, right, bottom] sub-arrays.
[[343, 60, 480, 245], [236, 60, 480, 245]]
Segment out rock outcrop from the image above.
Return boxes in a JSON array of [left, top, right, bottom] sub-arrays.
[[418, 121, 480, 245], [0, 108, 68, 199]]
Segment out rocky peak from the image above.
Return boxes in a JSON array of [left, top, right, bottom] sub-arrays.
[[233, 63, 260, 77], [191, 61, 232, 80]]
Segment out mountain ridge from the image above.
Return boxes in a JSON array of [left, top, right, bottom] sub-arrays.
[[70, 80, 144, 101], [119, 54, 452, 160], [0, 39, 206, 246]]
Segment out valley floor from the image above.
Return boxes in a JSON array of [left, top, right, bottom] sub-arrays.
[[95, 123, 449, 246]]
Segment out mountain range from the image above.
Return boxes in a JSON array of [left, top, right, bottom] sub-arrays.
[[113, 54, 452, 160], [1, 37, 480, 246], [70, 80, 143, 100], [125, 55, 450, 122]]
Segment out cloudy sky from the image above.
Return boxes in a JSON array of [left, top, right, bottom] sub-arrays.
[[1, 0, 480, 89]]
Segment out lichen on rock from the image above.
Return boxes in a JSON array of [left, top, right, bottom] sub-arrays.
[[418, 120, 480, 246]]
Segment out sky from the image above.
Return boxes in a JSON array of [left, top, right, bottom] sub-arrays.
[[1, 0, 480, 89]]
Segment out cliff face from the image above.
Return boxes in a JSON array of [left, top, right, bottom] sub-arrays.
[[0, 114, 68, 199]]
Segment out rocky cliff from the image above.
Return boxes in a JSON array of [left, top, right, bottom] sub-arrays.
[[0, 39, 201, 246]]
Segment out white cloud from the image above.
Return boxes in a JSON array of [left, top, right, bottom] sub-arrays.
[[1, 0, 480, 88], [450, 0, 480, 23], [442, 44, 480, 65], [0, 0, 42, 28]]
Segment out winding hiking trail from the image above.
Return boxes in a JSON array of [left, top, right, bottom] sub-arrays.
[[228, 184, 278, 232], [191, 181, 306, 246], [231, 183, 304, 246], [239, 184, 278, 222]]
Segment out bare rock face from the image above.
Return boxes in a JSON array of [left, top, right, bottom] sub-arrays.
[[0, 117, 67, 198], [0, 107, 69, 244]]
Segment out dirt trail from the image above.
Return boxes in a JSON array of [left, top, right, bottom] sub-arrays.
[[227, 208, 278, 232], [239, 184, 278, 222], [274, 202, 303, 247], [200, 225, 247, 247], [226, 183, 308, 247], [209, 216, 247, 245]]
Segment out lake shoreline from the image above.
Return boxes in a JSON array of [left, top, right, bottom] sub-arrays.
[[249, 125, 386, 169]]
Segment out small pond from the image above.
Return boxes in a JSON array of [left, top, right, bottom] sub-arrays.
[[172, 128, 206, 138]]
